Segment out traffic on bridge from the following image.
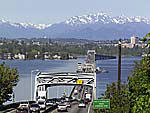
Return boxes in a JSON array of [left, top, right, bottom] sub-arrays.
[[1, 50, 97, 113]]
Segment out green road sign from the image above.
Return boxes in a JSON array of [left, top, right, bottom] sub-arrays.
[[93, 99, 110, 109]]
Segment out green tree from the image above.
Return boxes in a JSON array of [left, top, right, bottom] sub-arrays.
[[142, 32, 150, 49], [128, 56, 150, 113], [128, 33, 150, 112], [104, 82, 129, 113], [0, 63, 19, 105]]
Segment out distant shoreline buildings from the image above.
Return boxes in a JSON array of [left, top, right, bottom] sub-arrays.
[[0, 36, 147, 60], [114, 36, 146, 48], [0, 52, 76, 60]]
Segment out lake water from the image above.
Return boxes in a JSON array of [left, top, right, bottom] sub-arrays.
[[0, 56, 141, 102], [96, 56, 141, 97]]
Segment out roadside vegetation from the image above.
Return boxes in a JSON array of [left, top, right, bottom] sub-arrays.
[[96, 33, 150, 113], [0, 40, 148, 60], [0, 63, 19, 106]]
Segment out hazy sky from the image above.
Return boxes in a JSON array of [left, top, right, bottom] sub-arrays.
[[0, 0, 150, 24]]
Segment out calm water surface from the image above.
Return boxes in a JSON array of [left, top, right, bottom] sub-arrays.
[[0, 56, 141, 102], [96, 56, 141, 97]]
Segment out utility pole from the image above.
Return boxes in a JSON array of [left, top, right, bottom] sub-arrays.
[[118, 40, 121, 90]]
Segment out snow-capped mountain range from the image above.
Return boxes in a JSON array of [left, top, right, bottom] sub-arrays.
[[65, 13, 150, 26], [0, 19, 51, 29], [0, 12, 150, 40]]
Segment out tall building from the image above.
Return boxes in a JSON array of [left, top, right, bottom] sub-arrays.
[[131, 36, 139, 45]]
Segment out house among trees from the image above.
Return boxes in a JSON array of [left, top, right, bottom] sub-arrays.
[[14, 53, 26, 60]]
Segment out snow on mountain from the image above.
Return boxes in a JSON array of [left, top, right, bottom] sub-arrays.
[[1, 12, 150, 39], [0, 19, 8, 24], [18, 23, 51, 29], [65, 13, 112, 25], [64, 13, 150, 26], [1, 13, 150, 29], [0, 19, 51, 29]]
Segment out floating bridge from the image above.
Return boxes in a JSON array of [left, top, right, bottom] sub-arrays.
[[34, 50, 97, 101]]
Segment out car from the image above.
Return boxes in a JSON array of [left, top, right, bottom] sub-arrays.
[[38, 101, 46, 110], [30, 103, 40, 113], [46, 99, 54, 106], [55, 98, 61, 105], [46, 99, 56, 106], [78, 100, 86, 108], [71, 96, 76, 100], [85, 91, 88, 94], [78, 103, 86, 108], [18, 101, 30, 110], [65, 97, 70, 102], [16, 108, 29, 113], [65, 102, 71, 108], [57, 103, 68, 112]]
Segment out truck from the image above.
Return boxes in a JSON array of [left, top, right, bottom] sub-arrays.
[[37, 91, 46, 102], [85, 93, 91, 102], [37, 91, 46, 109], [74, 90, 78, 95]]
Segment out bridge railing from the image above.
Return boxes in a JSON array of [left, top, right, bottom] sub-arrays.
[[0, 102, 20, 112], [0, 101, 35, 112]]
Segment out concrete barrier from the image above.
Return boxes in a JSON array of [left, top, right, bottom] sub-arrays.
[[0, 102, 20, 111], [0, 101, 35, 112]]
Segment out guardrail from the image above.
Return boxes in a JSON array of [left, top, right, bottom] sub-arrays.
[[0, 101, 35, 112], [0, 102, 20, 112], [0, 89, 77, 113]]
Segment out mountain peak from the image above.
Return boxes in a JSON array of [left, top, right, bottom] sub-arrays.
[[64, 12, 150, 26], [0, 13, 150, 39], [0, 19, 51, 29]]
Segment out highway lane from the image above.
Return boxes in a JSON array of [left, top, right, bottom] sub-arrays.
[[4, 109, 16, 113], [6, 85, 93, 113], [51, 102, 90, 113], [50, 85, 93, 113], [7, 106, 52, 113], [50, 85, 94, 113]]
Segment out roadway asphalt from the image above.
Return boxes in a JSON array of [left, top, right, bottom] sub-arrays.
[[6, 86, 93, 113], [50, 85, 94, 113], [7, 106, 51, 113], [51, 102, 90, 113]]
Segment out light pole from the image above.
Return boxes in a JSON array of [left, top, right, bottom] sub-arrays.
[[31, 69, 39, 101], [118, 40, 121, 90], [12, 92, 15, 103]]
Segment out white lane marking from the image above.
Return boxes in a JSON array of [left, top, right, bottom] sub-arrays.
[[87, 102, 92, 113]]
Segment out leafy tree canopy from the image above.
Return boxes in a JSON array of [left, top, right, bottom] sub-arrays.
[[104, 82, 129, 113], [142, 33, 150, 48], [0, 63, 19, 105], [128, 56, 150, 113]]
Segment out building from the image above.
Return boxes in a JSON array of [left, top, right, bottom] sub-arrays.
[[114, 36, 141, 48], [44, 52, 50, 59], [131, 36, 139, 45], [52, 55, 61, 59], [14, 53, 26, 60], [7, 53, 14, 59]]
